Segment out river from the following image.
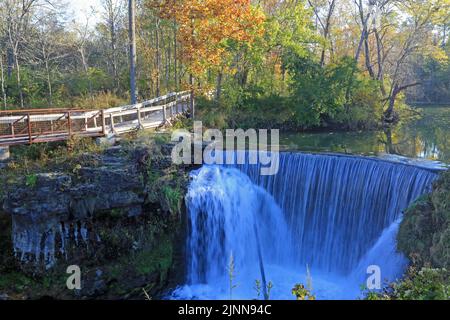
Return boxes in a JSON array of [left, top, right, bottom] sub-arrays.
[[171, 106, 448, 300], [280, 106, 450, 163]]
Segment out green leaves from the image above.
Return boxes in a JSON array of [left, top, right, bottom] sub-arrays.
[[25, 174, 38, 188], [286, 54, 383, 129], [292, 283, 316, 300]]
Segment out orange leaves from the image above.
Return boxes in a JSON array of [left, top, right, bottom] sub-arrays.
[[148, 0, 265, 77]]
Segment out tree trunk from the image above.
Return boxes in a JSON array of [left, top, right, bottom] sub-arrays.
[[385, 83, 398, 121], [215, 71, 223, 101], [129, 0, 138, 104], [364, 34, 375, 78], [374, 28, 386, 96], [109, 13, 119, 91], [79, 48, 93, 99], [383, 127, 395, 154], [165, 32, 171, 91], [155, 18, 161, 97], [7, 48, 13, 79], [355, 30, 366, 63], [320, 0, 336, 67], [45, 58, 53, 106], [173, 20, 178, 91], [385, 82, 422, 122], [14, 51, 24, 109], [0, 54, 7, 110], [355, 0, 371, 63], [189, 73, 194, 118]]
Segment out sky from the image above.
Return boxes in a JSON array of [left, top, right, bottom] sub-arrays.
[[68, 0, 103, 27]]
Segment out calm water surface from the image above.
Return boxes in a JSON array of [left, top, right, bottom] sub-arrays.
[[280, 106, 450, 163]]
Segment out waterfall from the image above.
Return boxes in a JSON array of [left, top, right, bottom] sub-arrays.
[[176, 165, 292, 299], [173, 152, 438, 300], [351, 217, 409, 285], [237, 153, 437, 274]]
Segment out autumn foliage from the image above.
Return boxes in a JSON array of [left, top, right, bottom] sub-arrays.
[[148, 0, 265, 77]]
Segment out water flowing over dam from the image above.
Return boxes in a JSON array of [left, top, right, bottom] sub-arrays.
[[173, 153, 438, 300]]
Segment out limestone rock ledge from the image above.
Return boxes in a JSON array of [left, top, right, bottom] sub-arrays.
[[0, 142, 188, 300]]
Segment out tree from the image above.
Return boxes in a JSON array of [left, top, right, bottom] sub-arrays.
[[71, 16, 95, 99], [0, 51, 6, 109], [308, 0, 337, 66], [30, 5, 69, 106], [101, 0, 125, 91], [382, 0, 450, 121], [149, 0, 265, 92], [1, 0, 40, 108], [0, 6, 8, 109], [129, 0, 137, 104]]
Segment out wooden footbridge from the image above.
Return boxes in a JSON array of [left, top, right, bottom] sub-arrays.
[[0, 91, 192, 146]]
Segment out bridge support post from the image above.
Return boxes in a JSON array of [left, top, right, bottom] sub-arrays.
[[67, 111, 72, 138], [162, 105, 167, 123], [101, 110, 106, 135], [27, 113, 32, 144], [176, 93, 181, 114], [84, 114, 88, 131], [0, 146, 10, 161], [110, 114, 115, 133], [137, 106, 143, 129]]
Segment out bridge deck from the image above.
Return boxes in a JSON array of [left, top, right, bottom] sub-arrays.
[[0, 91, 191, 146]]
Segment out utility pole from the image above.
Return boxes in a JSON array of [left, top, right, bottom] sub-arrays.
[[129, 0, 138, 104]]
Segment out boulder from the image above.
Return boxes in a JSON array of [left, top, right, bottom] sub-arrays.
[[0, 146, 10, 161]]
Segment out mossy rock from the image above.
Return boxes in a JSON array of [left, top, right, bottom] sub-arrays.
[[398, 170, 450, 269]]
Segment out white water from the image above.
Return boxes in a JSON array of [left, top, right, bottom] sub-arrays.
[[172, 153, 437, 300]]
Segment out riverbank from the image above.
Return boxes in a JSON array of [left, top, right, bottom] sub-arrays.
[[279, 106, 450, 163]]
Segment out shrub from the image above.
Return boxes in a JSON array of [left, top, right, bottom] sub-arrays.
[[70, 92, 127, 110], [392, 268, 449, 300], [286, 55, 384, 130], [364, 267, 450, 300], [292, 284, 316, 300], [398, 170, 450, 268]]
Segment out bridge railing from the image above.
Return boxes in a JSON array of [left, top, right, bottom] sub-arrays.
[[0, 91, 192, 146]]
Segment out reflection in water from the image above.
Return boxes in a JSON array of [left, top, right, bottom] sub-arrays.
[[281, 106, 450, 163]]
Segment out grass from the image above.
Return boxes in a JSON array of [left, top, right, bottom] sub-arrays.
[[162, 185, 183, 215], [0, 136, 104, 200], [133, 236, 173, 276], [70, 92, 128, 110]]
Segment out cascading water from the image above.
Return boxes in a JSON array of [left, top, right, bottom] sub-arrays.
[[173, 165, 293, 299], [237, 153, 438, 274], [351, 217, 408, 284], [172, 152, 438, 300]]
